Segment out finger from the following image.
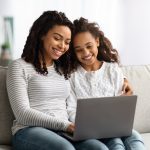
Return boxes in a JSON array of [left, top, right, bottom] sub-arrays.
[[123, 90, 133, 96], [126, 90, 133, 95], [122, 84, 127, 93]]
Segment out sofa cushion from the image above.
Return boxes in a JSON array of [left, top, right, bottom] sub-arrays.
[[141, 133, 150, 150], [0, 66, 14, 145], [122, 65, 150, 133]]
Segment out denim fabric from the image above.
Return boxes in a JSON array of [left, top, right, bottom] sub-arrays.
[[12, 127, 145, 150], [104, 138, 125, 150], [103, 130, 146, 150], [12, 127, 75, 150], [122, 130, 146, 150], [73, 139, 109, 150], [12, 127, 108, 150]]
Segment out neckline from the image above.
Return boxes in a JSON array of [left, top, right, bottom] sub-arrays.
[[47, 62, 54, 69], [79, 61, 105, 74]]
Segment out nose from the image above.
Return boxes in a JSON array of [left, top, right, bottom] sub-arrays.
[[58, 41, 65, 49], [83, 48, 90, 55]]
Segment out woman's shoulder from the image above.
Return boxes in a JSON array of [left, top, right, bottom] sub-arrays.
[[8, 58, 35, 76], [9, 58, 32, 68], [11, 58, 27, 65]]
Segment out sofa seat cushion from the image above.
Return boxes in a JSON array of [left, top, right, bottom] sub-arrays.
[[0, 66, 14, 145], [141, 133, 150, 150]]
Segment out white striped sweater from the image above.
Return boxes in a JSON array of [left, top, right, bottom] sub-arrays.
[[6, 58, 71, 135]]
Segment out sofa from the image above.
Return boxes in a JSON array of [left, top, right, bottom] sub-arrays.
[[0, 65, 150, 150]]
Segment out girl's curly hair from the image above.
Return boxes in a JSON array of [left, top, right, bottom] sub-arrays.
[[70, 17, 119, 70], [21, 11, 74, 79]]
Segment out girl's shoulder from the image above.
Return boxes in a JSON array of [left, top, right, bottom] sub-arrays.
[[104, 61, 119, 67], [103, 62, 121, 73]]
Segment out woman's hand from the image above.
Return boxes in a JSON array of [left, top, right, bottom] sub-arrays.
[[66, 123, 75, 134], [122, 78, 133, 95]]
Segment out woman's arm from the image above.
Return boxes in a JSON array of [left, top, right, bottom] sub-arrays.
[[6, 60, 71, 131], [122, 78, 133, 95]]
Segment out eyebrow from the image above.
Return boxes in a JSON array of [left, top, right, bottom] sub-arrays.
[[53, 33, 71, 41], [74, 42, 93, 49]]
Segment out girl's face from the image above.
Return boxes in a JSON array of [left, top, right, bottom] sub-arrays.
[[42, 25, 71, 66], [73, 31, 99, 68]]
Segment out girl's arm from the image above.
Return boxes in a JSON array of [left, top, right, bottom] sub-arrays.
[[67, 74, 77, 123]]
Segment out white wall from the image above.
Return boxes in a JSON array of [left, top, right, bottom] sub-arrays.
[[0, 0, 150, 65], [119, 0, 150, 65]]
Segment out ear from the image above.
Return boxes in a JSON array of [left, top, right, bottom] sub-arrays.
[[95, 37, 100, 47]]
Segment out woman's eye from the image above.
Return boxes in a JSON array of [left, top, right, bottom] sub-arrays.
[[54, 37, 60, 40]]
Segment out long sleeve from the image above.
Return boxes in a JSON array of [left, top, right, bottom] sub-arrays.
[[67, 74, 77, 123], [6, 59, 70, 134]]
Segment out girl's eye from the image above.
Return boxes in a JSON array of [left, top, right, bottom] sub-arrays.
[[65, 43, 70, 45], [75, 49, 83, 53], [87, 45, 92, 49], [65, 41, 70, 45]]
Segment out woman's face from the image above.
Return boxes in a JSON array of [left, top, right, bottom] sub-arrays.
[[73, 31, 99, 67], [42, 25, 71, 66]]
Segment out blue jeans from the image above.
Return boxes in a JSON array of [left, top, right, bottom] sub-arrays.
[[12, 127, 145, 150], [122, 130, 146, 150], [102, 130, 146, 150], [12, 127, 108, 150], [103, 138, 125, 150]]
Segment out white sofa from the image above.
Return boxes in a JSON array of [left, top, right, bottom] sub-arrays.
[[121, 65, 150, 149], [0, 65, 150, 150]]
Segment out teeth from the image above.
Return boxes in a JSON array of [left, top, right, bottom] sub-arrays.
[[83, 55, 92, 60], [53, 48, 63, 55]]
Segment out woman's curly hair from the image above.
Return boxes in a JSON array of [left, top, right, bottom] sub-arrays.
[[21, 10, 74, 79], [70, 17, 119, 70]]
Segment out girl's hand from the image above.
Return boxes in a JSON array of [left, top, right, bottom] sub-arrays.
[[66, 123, 75, 134]]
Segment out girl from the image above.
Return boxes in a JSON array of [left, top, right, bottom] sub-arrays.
[[67, 17, 145, 150]]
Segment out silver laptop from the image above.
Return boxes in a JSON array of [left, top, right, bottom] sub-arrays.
[[63, 95, 137, 141]]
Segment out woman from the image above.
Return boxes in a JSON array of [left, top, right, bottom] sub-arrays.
[[67, 17, 145, 150], [6, 10, 77, 150]]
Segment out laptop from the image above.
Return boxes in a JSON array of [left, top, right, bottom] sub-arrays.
[[63, 95, 137, 141]]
